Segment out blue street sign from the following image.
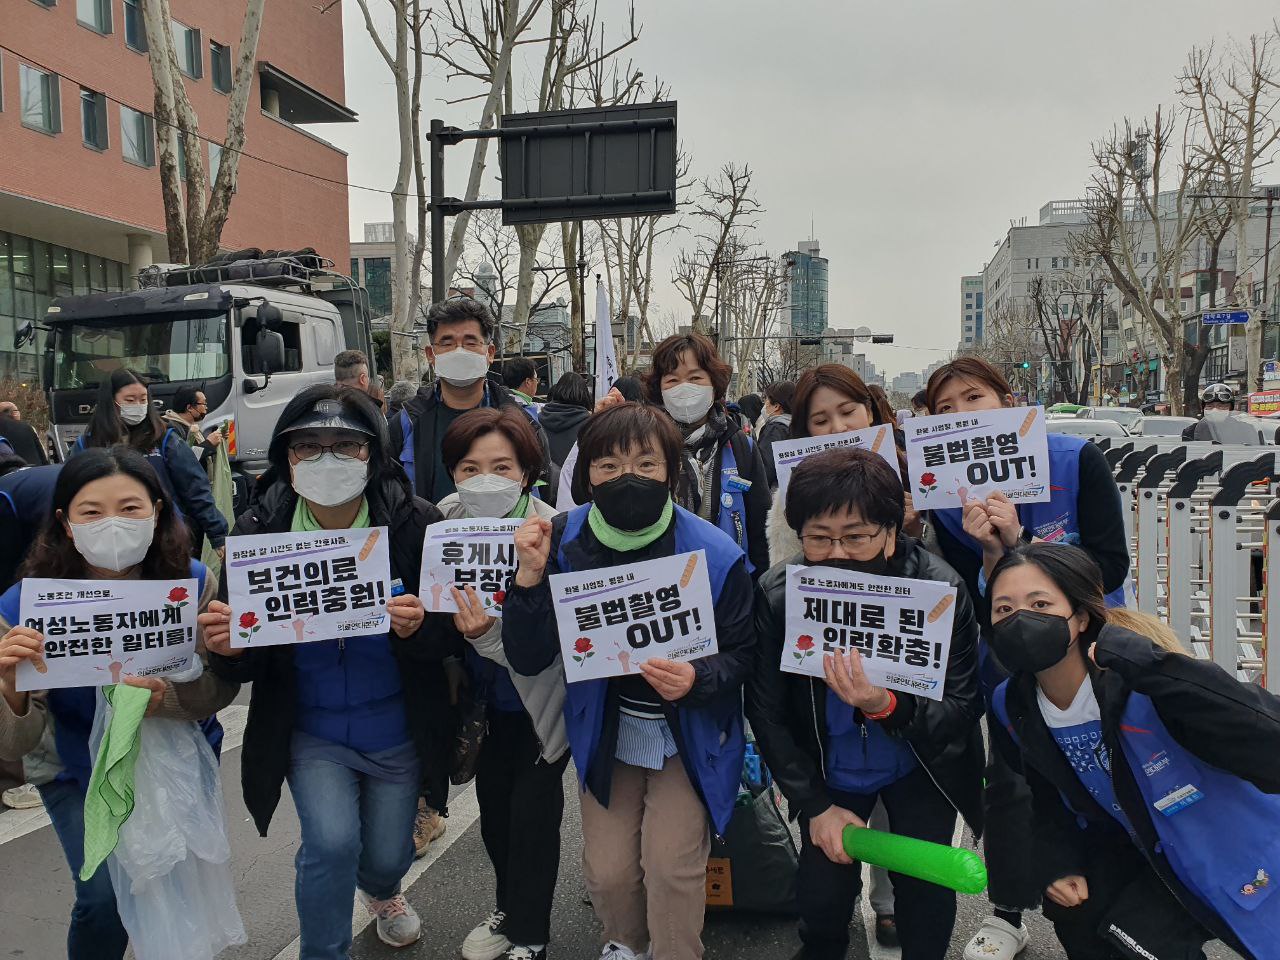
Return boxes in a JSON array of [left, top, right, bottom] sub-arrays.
[[1202, 310, 1250, 325]]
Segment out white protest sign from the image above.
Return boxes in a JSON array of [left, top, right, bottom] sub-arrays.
[[904, 406, 1050, 510], [781, 564, 956, 702], [226, 526, 392, 648], [772, 424, 899, 496], [420, 518, 520, 617], [15, 577, 199, 692], [548, 550, 717, 683]]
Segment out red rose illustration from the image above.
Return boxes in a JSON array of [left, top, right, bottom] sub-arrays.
[[920, 472, 937, 486], [168, 586, 189, 603], [239, 612, 259, 629], [492, 590, 506, 606], [574, 637, 593, 654], [796, 635, 814, 651]]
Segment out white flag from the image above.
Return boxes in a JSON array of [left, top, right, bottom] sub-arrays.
[[594, 279, 619, 402]]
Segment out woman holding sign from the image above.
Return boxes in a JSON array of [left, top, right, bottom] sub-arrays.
[[503, 402, 755, 960], [924, 356, 1128, 960], [203, 385, 455, 958], [438, 406, 568, 960], [0, 446, 236, 960], [748, 447, 984, 960], [987, 543, 1280, 960]]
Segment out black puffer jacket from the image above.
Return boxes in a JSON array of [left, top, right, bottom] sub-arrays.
[[538, 401, 590, 467], [209, 476, 462, 836], [747, 536, 985, 833]]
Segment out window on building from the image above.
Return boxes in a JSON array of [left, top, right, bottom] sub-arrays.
[[965, 291, 973, 300], [1141, 252, 1148, 264], [1026, 259, 1031, 270], [123, 0, 147, 51], [208, 141, 223, 181], [349, 258, 360, 282], [172, 21, 203, 79], [177, 136, 187, 179], [20, 65, 61, 134], [210, 41, 232, 93], [30, 0, 56, 7], [80, 88, 107, 150], [120, 105, 155, 166], [1051, 257, 1059, 269], [363, 257, 392, 318], [77, 0, 112, 34]]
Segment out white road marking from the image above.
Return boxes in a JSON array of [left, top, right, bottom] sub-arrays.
[[0, 705, 250, 847], [270, 782, 482, 960]]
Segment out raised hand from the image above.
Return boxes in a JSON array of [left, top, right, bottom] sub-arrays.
[[514, 515, 553, 587]]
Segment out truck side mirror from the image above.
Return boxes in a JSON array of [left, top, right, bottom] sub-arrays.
[[14, 321, 34, 351], [256, 329, 286, 374]]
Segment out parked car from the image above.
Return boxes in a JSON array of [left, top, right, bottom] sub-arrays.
[[1076, 406, 1143, 430], [1132, 415, 1197, 436], [1047, 416, 1130, 439]]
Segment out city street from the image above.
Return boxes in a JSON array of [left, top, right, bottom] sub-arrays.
[[0, 694, 1242, 960]]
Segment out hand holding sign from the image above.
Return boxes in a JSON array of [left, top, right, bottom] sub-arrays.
[[637, 658, 696, 701], [515, 516, 554, 586], [452, 586, 496, 640], [198, 600, 237, 658], [984, 491, 1023, 548], [387, 594, 425, 638], [0, 625, 45, 691], [823, 649, 891, 714]]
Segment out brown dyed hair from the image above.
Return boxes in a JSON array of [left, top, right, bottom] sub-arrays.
[[924, 357, 1014, 414], [442, 407, 545, 490], [790, 364, 881, 439], [644, 332, 733, 404], [571, 402, 683, 504]]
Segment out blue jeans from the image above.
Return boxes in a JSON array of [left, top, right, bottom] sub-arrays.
[[287, 750, 420, 960], [38, 778, 130, 960]]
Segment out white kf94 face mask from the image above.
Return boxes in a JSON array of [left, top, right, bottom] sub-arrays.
[[662, 382, 715, 425], [118, 403, 149, 426], [456, 473, 523, 518], [69, 514, 156, 572], [291, 453, 369, 507], [432, 347, 489, 387]]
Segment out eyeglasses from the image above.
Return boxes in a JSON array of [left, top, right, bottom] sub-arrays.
[[799, 527, 886, 552], [289, 440, 369, 462]]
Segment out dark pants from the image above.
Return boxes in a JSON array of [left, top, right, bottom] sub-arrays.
[[796, 766, 958, 960], [474, 709, 569, 946], [38, 778, 130, 960], [1042, 838, 1211, 960], [981, 733, 1040, 910]]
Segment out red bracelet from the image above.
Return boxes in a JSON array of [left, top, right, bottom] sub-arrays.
[[863, 692, 897, 720]]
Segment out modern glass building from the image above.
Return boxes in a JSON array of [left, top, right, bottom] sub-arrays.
[[782, 239, 828, 336]]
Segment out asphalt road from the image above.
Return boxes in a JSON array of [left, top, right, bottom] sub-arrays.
[[0, 696, 1242, 960]]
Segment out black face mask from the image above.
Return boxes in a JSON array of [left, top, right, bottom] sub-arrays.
[[591, 473, 670, 531], [821, 554, 890, 577], [990, 609, 1075, 674]]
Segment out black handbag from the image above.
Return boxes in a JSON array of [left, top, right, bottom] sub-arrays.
[[706, 776, 800, 914]]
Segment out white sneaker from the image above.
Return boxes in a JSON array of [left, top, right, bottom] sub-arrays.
[[463, 910, 512, 960], [600, 943, 651, 960], [964, 916, 1030, 960], [358, 891, 421, 948], [1, 783, 42, 810]]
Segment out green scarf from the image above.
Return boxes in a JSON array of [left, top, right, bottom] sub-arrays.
[[587, 498, 674, 551], [292, 497, 370, 533], [80, 682, 152, 880], [507, 494, 530, 519]]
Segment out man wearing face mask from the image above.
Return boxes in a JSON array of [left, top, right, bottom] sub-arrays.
[[748, 448, 984, 960], [644, 333, 772, 579], [390, 299, 553, 507], [1180, 382, 1258, 443]]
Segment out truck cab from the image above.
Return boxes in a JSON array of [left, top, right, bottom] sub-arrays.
[[28, 254, 375, 510]]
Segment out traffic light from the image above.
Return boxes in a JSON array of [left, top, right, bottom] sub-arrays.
[[1021, 361, 1031, 369]]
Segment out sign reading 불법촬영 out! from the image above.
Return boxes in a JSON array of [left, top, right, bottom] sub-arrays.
[[904, 406, 1051, 511], [771, 424, 900, 496], [780, 565, 956, 702], [420, 518, 521, 617], [548, 550, 718, 683], [15, 578, 200, 692], [226, 527, 392, 648]]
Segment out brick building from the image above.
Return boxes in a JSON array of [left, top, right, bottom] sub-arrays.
[[0, 0, 355, 377]]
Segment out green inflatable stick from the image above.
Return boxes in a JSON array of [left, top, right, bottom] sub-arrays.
[[842, 826, 987, 895]]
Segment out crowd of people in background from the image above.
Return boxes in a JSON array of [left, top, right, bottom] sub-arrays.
[[1, 294, 1279, 960]]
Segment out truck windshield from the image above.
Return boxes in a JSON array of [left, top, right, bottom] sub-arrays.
[[53, 314, 230, 389]]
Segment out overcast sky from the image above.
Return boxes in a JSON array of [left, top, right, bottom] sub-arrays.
[[325, 0, 1279, 380]]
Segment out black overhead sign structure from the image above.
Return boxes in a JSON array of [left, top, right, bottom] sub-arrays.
[[428, 101, 678, 305]]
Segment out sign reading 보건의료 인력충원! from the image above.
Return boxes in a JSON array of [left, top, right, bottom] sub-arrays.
[[904, 406, 1051, 511], [226, 527, 392, 648], [781, 565, 956, 702], [549, 550, 718, 682]]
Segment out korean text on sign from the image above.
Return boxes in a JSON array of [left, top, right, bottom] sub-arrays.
[[904, 405, 1050, 510], [16, 578, 199, 692], [548, 550, 718, 683], [780, 564, 956, 702], [420, 518, 521, 617], [771, 424, 900, 496], [226, 526, 392, 648]]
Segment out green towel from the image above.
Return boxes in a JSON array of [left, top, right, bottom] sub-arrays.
[[79, 683, 152, 880]]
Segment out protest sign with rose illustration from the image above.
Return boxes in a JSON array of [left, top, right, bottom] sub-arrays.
[[904, 406, 1050, 510], [781, 564, 956, 701], [420, 518, 520, 617], [771, 425, 901, 496], [16, 577, 199, 691], [548, 551, 717, 682], [225, 527, 392, 648]]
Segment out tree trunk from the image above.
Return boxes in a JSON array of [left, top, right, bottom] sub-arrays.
[[510, 223, 545, 353], [142, 0, 188, 262], [565, 223, 584, 371]]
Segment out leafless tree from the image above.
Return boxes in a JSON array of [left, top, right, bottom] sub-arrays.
[[142, 0, 266, 265]]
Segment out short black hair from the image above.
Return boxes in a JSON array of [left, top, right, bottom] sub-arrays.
[[502, 357, 538, 390], [425, 298, 495, 343], [172, 385, 203, 414], [911, 389, 927, 409], [765, 380, 795, 414], [784, 448, 904, 534], [548, 372, 592, 410], [571, 403, 682, 505]]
